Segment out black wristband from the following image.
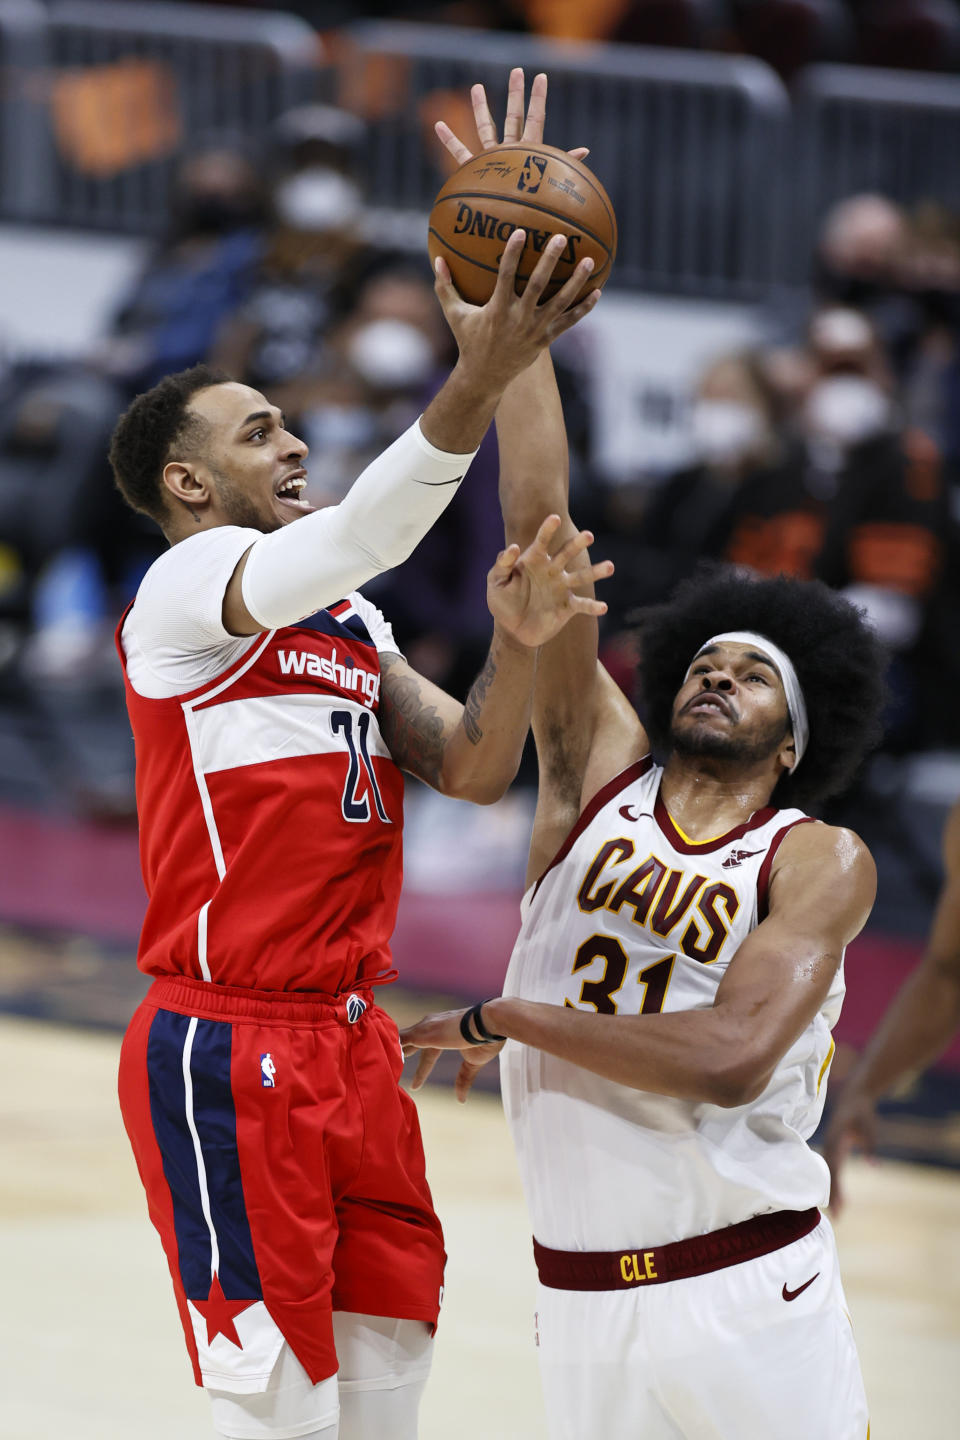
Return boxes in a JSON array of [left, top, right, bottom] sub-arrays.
[[459, 999, 507, 1046]]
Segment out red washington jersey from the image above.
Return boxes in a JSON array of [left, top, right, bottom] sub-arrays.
[[117, 528, 404, 994]]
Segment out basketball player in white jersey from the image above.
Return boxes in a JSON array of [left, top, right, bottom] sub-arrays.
[[401, 71, 887, 1440]]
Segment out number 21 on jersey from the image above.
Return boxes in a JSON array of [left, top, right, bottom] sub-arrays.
[[331, 708, 389, 823]]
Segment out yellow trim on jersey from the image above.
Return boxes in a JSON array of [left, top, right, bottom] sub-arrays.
[[817, 1037, 836, 1095], [666, 811, 726, 846]]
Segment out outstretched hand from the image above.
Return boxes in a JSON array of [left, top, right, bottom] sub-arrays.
[[400, 1008, 504, 1103], [431, 66, 602, 382], [434, 227, 600, 382], [486, 514, 612, 649], [436, 66, 589, 167]]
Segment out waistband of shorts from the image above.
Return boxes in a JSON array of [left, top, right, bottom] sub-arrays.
[[533, 1208, 821, 1291], [143, 974, 377, 1026]]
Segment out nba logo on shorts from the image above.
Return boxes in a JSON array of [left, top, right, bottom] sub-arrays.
[[260, 1053, 276, 1088], [346, 994, 367, 1025]]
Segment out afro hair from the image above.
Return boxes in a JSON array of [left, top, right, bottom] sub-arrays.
[[635, 565, 887, 812], [109, 364, 231, 525]]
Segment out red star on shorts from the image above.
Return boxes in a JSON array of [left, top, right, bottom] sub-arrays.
[[192, 1272, 258, 1348]]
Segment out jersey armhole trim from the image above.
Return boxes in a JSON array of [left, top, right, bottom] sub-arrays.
[[531, 755, 654, 901], [756, 816, 816, 922]]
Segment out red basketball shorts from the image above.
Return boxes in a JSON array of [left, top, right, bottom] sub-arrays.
[[118, 975, 446, 1394]]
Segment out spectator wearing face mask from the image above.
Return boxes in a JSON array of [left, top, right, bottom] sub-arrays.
[[816, 195, 960, 459], [211, 106, 390, 401], [597, 351, 794, 622], [91, 143, 268, 395], [799, 307, 944, 657], [707, 307, 943, 746]]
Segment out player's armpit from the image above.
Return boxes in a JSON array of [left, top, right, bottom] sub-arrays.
[[578, 663, 649, 807]]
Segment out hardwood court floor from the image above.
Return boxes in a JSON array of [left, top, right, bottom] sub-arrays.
[[1, 1013, 958, 1439]]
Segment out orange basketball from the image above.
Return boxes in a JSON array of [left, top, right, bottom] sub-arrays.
[[428, 143, 617, 305]]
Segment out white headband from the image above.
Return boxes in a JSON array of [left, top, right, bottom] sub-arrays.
[[692, 630, 809, 768]]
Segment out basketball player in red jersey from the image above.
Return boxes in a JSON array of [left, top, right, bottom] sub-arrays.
[[825, 798, 960, 1212], [109, 222, 609, 1440], [402, 73, 887, 1439]]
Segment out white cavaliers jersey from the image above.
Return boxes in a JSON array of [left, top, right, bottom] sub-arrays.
[[501, 756, 841, 1250]]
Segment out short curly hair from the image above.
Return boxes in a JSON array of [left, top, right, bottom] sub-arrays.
[[109, 364, 231, 525], [635, 566, 887, 811]]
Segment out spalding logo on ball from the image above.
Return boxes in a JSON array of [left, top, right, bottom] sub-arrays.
[[428, 143, 617, 305]]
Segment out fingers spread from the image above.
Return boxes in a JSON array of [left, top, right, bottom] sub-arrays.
[[545, 255, 595, 316], [522, 71, 548, 144], [531, 513, 563, 554], [491, 228, 526, 302], [411, 1048, 441, 1091], [504, 67, 525, 145], [549, 287, 602, 340], [435, 119, 474, 168], [523, 232, 567, 306], [472, 83, 499, 150], [552, 527, 594, 568]]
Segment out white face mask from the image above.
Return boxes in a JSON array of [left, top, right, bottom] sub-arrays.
[[804, 375, 890, 447], [691, 400, 765, 467], [274, 168, 363, 232], [347, 320, 436, 390]]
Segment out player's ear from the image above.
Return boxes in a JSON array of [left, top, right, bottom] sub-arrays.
[[163, 459, 210, 510], [778, 731, 798, 774]]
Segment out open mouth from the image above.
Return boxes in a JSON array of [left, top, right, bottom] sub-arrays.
[[684, 694, 733, 720], [275, 470, 312, 513]]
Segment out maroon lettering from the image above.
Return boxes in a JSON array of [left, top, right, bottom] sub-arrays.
[[609, 855, 667, 925], [569, 934, 628, 1015], [680, 882, 739, 963], [649, 871, 707, 939], [577, 839, 634, 912]]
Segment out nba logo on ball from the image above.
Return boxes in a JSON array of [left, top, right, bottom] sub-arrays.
[[428, 142, 617, 307], [260, 1053, 276, 1088], [517, 154, 546, 193]]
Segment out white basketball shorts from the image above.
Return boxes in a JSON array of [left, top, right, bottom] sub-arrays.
[[533, 1215, 868, 1440]]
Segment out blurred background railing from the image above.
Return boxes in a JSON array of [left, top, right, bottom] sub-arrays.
[[0, 6, 958, 300]]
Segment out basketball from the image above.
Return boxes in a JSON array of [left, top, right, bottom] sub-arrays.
[[428, 143, 617, 305]]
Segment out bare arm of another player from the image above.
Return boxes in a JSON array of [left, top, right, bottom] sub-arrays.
[[824, 801, 960, 1211], [498, 358, 648, 885], [403, 823, 876, 1105], [446, 75, 647, 879], [378, 516, 610, 803]]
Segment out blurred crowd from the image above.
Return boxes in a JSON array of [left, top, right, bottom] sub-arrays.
[[1, 98, 959, 818], [593, 191, 960, 756], [236, 0, 960, 80]]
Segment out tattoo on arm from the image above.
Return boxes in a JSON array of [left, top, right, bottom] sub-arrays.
[[379, 654, 450, 788], [462, 652, 497, 746]]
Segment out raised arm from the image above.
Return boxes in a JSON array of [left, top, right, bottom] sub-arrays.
[[378, 514, 610, 804], [824, 800, 960, 1211], [220, 223, 598, 638], [453, 73, 646, 878], [401, 822, 877, 1103]]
